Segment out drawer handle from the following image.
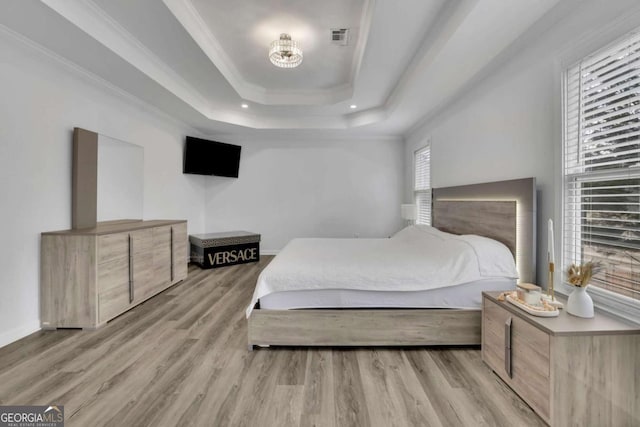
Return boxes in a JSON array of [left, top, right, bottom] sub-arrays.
[[170, 227, 174, 282], [128, 234, 134, 303], [505, 317, 512, 378]]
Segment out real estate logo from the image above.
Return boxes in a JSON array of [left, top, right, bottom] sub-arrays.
[[0, 405, 64, 427]]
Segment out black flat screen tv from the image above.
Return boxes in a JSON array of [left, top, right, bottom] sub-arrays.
[[183, 136, 241, 178]]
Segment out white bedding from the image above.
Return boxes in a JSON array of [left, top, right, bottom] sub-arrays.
[[246, 225, 518, 317], [259, 278, 516, 310]]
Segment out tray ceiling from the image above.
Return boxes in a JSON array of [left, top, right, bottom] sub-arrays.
[[0, 0, 563, 135], [165, 0, 372, 105]]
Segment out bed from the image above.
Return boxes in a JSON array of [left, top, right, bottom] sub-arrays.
[[247, 178, 536, 349]]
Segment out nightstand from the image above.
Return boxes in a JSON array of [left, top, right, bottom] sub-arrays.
[[482, 291, 640, 426]]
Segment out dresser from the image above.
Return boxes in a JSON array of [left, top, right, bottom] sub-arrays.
[[482, 291, 640, 426], [41, 220, 188, 329]]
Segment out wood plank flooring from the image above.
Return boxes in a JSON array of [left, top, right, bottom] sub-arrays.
[[0, 257, 545, 426]]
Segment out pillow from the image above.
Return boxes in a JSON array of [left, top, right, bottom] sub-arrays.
[[392, 224, 446, 240], [456, 234, 519, 279], [413, 224, 446, 236]]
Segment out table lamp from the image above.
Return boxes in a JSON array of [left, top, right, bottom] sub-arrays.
[[401, 204, 417, 227]]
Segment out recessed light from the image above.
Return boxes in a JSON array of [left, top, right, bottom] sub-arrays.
[[350, 104, 357, 109], [241, 103, 249, 109]]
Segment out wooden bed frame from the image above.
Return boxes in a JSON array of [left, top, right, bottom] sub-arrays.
[[248, 178, 536, 349]]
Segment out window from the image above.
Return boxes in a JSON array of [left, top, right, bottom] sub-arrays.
[[414, 144, 431, 225], [564, 30, 640, 301]]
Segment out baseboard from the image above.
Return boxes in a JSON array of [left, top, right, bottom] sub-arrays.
[[0, 320, 41, 349], [260, 250, 280, 256]]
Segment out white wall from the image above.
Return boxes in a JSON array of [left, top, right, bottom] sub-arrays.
[[204, 135, 404, 252], [404, 0, 640, 286], [0, 30, 207, 347]]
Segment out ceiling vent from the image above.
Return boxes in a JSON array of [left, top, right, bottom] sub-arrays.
[[330, 28, 349, 46]]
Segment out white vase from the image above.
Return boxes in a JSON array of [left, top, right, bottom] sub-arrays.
[[566, 286, 594, 318]]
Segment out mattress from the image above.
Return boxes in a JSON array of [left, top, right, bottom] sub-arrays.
[[247, 225, 519, 317], [259, 277, 516, 310]]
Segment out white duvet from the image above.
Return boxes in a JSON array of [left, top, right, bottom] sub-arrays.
[[246, 225, 518, 317]]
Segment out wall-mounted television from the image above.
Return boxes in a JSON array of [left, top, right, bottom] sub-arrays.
[[183, 136, 241, 178]]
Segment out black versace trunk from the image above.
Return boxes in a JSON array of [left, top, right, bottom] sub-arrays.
[[189, 231, 261, 269]]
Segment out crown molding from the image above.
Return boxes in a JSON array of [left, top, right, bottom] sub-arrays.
[[41, 0, 215, 114], [0, 23, 201, 134], [3, 20, 400, 140], [205, 130, 402, 144], [348, 0, 375, 86], [404, 0, 640, 140], [384, 0, 475, 116]]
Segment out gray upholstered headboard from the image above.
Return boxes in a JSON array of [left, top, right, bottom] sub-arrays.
[[432, 177, 536, 283]]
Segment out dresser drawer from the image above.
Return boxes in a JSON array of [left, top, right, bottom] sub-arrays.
[[482, 298, 510, 375], [171, 222, 188, 282], [131, 229, 154, 303], [511, 316, 550, 422], [97, 257, 130, 323], [98, 232, 130, 264], [482, 298, 550, 423], [153, 225, 172, 287]]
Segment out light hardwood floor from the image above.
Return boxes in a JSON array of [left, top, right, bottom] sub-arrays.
[[0, 257, 545, 426]]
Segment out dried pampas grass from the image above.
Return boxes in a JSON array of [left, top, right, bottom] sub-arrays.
[[567, 262, 597, 287]]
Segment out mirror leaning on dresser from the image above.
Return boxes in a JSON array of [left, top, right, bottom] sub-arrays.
[[41, 128, 188, 329]]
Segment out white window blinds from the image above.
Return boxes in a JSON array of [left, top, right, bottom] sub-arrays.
[[564, 30, 640, 300], [414, 145, 431, 225]]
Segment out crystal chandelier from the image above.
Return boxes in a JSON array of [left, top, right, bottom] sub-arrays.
[[269, 33, 303, 68]]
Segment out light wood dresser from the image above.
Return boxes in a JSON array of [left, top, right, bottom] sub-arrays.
[[41, 220, 188, 329], [482, 291, 640, 426]]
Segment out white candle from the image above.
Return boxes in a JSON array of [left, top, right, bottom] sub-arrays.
[[548, 218, 555, 264]]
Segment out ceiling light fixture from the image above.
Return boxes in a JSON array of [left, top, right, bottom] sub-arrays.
[[241, 103, 249, 109], [350, 104, 357, 109], [269, 33, 303, 68]]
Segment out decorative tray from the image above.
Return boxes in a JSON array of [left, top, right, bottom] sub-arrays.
[[506, 294, 560, 317]]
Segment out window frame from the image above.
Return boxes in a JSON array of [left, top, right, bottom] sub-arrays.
[[414, 143, 431, 226], [561, 28, 640, 321]]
